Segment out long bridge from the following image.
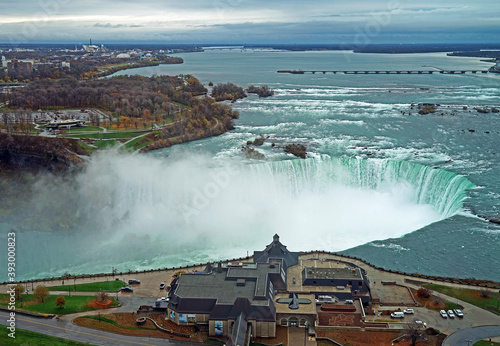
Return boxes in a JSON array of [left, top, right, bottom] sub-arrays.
[[278, 69, 489, 75]]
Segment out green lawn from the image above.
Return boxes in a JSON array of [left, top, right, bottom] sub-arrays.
[[94, 140, 119, 149], [120, 136, 153, 152], [78, 315, 156, 331], [65, 126, 104, 132], [0, 294, 119, 315], [77, 141, 97, 154], [424, 284, 500, 315], [64, 131, 146, 139], [48, 280, 125, 292], [474, 340, 500, 346], [0, 328, 95, 345]]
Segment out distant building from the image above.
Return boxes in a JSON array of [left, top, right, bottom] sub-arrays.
[[7, 59, 32, 78], [82, 39, 106, 54], [46, 119, 84, 130], [115, 53, 131, 59]]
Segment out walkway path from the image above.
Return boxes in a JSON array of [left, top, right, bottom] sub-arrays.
[[443, 325, 500, 345]]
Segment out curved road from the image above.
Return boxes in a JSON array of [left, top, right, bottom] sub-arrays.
[[0, 311, 197, 346], [443, 325, 500, 346]]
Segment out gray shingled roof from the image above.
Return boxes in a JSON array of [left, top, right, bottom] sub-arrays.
[[229, 312, 248, 346], [253, 234, 299, 270]]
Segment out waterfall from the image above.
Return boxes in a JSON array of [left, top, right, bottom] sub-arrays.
[[252, 157, 475, 218]]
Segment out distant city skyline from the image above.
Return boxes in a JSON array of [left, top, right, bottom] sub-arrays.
[[0, 0, 499, 44]]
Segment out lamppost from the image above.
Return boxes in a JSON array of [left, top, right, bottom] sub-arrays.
[[304, 321, 308, 345]]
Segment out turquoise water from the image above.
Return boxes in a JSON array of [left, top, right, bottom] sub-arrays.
[[1, 50, 499, 282]]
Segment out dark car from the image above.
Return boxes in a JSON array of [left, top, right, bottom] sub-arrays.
[[128, 279, 141, 285], [120, 286, 133, 292]]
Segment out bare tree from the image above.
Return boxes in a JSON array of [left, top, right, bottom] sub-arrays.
[[479, 288, 491, 298], [431, 294, 443, 306], [403, 320, 428, 346], [95, 291, 109, 304]]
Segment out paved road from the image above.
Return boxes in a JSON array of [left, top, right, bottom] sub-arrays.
[[0, 311, 197, 346], [443, 325, 500, 346]]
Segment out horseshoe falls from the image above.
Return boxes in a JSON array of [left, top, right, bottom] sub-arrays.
[[254, 157, 476, 219], [1, 49, 499, 282]]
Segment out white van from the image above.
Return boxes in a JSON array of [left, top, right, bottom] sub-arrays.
[[391, 312, 405, 318]]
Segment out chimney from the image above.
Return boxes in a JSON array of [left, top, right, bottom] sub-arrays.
[[217, 261, 222, 273]]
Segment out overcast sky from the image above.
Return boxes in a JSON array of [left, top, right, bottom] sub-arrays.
[[1, 0, 499, 44]]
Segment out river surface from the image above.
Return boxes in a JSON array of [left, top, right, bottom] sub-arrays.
[[1, 50, 499, 282]]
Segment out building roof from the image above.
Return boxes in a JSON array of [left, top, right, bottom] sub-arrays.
[[253, 234, 299, 270], [229, 312, 248, 346], [303, 267, 363, 280], [170, 262, 279, 321], [274, 293, 316, 315]]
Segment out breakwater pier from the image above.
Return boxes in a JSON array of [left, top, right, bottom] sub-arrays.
[[278, 69, 489, 75]]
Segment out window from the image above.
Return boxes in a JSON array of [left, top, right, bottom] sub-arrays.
[[281, 318, 288, 326], [300, 319, 307, 327]]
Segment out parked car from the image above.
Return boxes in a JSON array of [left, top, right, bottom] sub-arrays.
[[120, 286, 133, 292], [447, 310, 455, 318], [415, 320, 427, 328], [440, 310, 448, 318], [391, 312, 405, 318], [159, 282, 166, 289], [128, 279, 141, 285], [403, 308, 415, 314], [454, 309, 464, 318]]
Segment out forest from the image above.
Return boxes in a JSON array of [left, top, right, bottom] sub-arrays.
[[9, 75, 205, 116], [5, 74, 239, 152]]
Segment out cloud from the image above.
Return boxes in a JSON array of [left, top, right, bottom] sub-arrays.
[[93, 22, 143, 28], [0, 0, 499, 43]]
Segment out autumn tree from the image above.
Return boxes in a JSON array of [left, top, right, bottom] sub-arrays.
[[416, 287, 431, 298], [55, 296, 66, 309], [34, 285, 49, 303], [14, 283, 24, 300], [122, 116, 131, 130]]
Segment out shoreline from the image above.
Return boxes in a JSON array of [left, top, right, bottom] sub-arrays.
[[3, 250, 498, 290]]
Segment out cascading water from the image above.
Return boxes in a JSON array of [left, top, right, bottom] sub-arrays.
[[1, 153, 476, 281], [252, 157, 476, 219], [88, 153, 476, 247]]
